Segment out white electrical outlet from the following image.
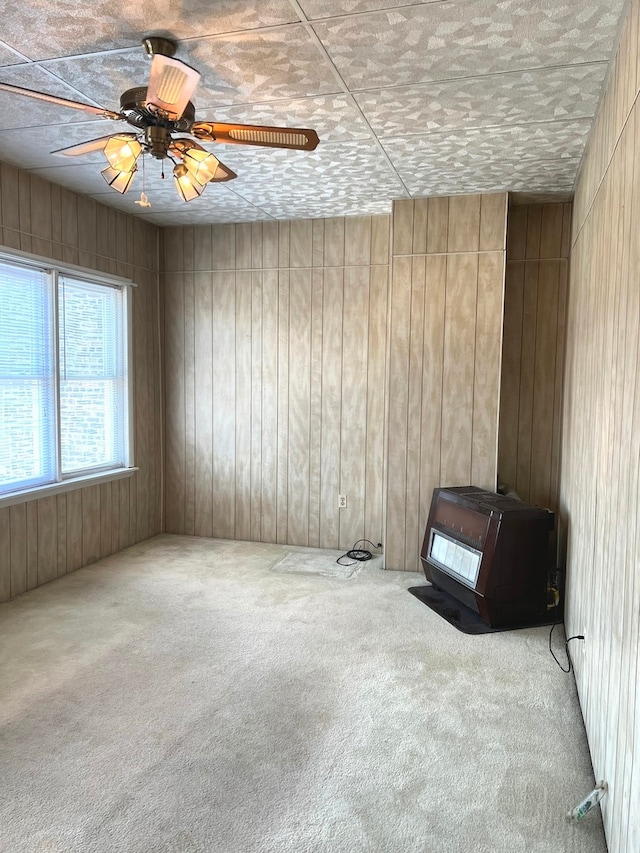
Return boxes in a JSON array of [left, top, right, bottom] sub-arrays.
[[338, 494, 347, 509]]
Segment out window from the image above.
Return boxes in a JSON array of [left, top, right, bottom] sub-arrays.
[[0, 252, 132, 501]]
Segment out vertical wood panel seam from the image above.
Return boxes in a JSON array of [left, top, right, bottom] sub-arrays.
[[307, 272, 313, 545], [402, 261, 414, 561], [364, 263, 373, 540], [438, 255, 449, 485], [471, 256, 480, 485], [415, 260, 426, 561], [337, 275, 345, 546], [573, 86, 640, 246], [210, 273, 215, 536], [191, 274, 196, 536], [317, 267, 325, 544]]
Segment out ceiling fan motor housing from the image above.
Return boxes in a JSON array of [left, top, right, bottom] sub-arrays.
[[145, 126, 171, 159], [119, 87, 195, 133], [142, 36, 177, 58]]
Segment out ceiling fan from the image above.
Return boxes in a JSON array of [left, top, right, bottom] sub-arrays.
[[0, 36, 320, 203]]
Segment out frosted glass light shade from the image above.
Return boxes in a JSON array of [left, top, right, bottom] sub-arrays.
[[104, 136, 142, 172], [101, 165, 136, 194], [173, 163, 205, 201], [182, 146, 222, 183], [146, 55, 200, 120]]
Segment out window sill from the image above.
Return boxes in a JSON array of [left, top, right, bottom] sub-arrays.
[[0, 467, 139, 509]]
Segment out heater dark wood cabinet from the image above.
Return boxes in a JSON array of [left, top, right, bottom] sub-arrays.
[[420, 486, 554, 628]]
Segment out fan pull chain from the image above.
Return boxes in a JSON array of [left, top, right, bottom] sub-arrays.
[[135, 147, 151, 207]]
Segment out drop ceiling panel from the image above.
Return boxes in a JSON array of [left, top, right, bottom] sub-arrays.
[[252, 192, 393, 219], [0, 65, 104, 129], [39, 49, 167, 110], [89, 183, 274, 223], [0, 44, 24, 67], [2, 0, 300, 61], [355, 64, 608, 136], [313, 0, 621, 89], [382, 121, 593, 171], [0, 0, 628, 224], [30, 162, 131, 196], [202, 140, 407, 199], [135, 196, 274, 226], [180, 28, 341, 106], [299, 0, 442, 16], [0, 121, 123, 168], [393, 157, 579, 197]]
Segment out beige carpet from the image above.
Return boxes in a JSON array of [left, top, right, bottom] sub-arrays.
[[271, 548, 379, 578], [0, 534, 606, 853]]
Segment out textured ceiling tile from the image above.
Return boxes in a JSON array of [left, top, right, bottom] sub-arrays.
[[393, 157, 581, 197], [299, 0, 439, 16], [0, 121, 120, 169], [37, 26, 337, 118], [200, 94, 372, 142], [0, 0, 629, 225], [88, 183, 273, 222], [382, 120, 592, 170], [313, 0, 625, 89], [39, 49, 160, 110], [42, 27, 340, 111], [0, 65, 104, 129], [253, 193, 393, 219], [30, 162, 128, 196], [2, 1, 299, 61], [0, 42, 25, 67], [203, 140, 407, 201], [355, 64, 608, 137], [134, 202, 274, 225], [180, 27, 340, 106]]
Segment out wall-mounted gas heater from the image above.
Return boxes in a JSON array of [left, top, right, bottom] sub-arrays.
[[415, 486, 555, 629]]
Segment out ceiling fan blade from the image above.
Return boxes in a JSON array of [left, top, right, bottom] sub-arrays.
[[0, 81, 121, 119], [212, 159, 237, 182], [146, 54, 200, 120], [52, 133, 138, 158], [191, 122, 319, 151]]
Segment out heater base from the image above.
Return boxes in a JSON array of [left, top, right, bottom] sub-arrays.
[[408, 585, 557, 634]]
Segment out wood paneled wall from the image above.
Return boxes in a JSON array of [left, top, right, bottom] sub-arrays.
[[499, 203, 571, 517], [162, 216, 390, 551], [561, 0, 640, 849], [385, 194, 507, 571], [0, 164, 163, 603]]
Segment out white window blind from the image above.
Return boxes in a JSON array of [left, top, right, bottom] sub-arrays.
[[59, 277, 126, 475], [0, 261, 56, 496], [0, 254, 131, 501]]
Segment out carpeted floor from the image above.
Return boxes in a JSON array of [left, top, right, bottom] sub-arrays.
[[0, 534, 606, 853]]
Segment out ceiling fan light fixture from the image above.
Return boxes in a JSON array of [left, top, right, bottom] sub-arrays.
[[103, 136, 142, 172], [101, 165, 136, 194], [182, 146, 223, 184], [7, 37, 319, 211], [173, 163, 205, 202], [146, 54, 201, 120]]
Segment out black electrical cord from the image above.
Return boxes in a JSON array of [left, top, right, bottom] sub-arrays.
[[336, 539, 383, 567], [549, 622, 585, 673]]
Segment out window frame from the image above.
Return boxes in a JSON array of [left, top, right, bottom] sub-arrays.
[[0, 246, 136, 509]]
